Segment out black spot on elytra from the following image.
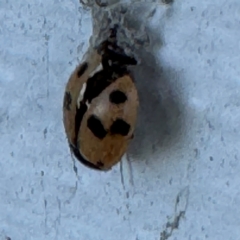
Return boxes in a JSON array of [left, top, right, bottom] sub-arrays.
[[87, 115, 107, 139], [63, 91, 72, 110], [110, 119, 130, 136], [69, 143, 102, 170], [109, 90, 127, 104], [77, 62, 88, 77], [75, 102, 88, 142]]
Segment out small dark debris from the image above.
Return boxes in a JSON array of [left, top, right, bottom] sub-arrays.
[[73, 164, 78, 175], [43, 128, 47, 139], [194, 148, 199, 158], [209, 156, 213, 161], [206, 119, 215, 130], [147, 8, 156, 19], [44, 199, 47, 208], [162, 0, 174, 4]]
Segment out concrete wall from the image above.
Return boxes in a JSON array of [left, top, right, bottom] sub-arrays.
[[0, 0, 239, 239]]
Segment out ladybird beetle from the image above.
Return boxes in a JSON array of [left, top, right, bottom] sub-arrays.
[[63, 25, 139, 171]]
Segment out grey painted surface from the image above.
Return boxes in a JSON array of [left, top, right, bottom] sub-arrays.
[[0, 0, 239, 240]]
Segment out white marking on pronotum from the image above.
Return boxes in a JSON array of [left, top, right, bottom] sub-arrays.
[[77, 83, 87, 108], [89, 64, 103, 77]]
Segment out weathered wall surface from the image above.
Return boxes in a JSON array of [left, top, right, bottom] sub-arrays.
[[0, 0, 240, 240]]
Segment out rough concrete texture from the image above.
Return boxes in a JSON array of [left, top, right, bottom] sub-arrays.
[[0, 0, 240, 239]]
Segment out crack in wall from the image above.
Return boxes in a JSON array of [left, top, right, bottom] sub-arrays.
[[160, 186, 190, 240], [119, 154, 135, 197], [120, 160, 126, 190]]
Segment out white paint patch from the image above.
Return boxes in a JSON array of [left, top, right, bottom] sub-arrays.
[[77, 83, 87, 108], [89, 63, 103, 77]]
